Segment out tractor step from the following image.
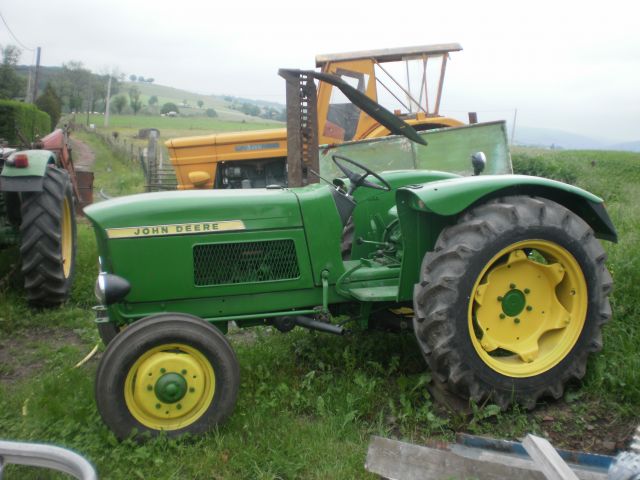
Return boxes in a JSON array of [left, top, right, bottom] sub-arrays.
[[348, 286, 398, 301]]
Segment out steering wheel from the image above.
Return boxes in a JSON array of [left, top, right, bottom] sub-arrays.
[[332, 155, 391, 195]]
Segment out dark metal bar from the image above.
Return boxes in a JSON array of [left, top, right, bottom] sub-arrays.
[[281, 70, 303, 187], [279, 70, 319, 187]]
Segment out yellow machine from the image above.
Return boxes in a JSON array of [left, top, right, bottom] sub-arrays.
[[167, 44, 465, 190]]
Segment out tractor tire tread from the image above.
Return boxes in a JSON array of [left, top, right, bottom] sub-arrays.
[[413, 195, 612, 410]]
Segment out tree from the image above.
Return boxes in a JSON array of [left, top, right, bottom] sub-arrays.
[[0, 45, 26, 100], [240, 102, 260, 117], [35, 83, 62, 127], [113, 95, 127, 114], [137, 75, 145, 82], [205, 108, 217, 118], [51, 61, 93, 112], [129, 86, 142, 115], [197, 100, 204, 108], [160, 102, 179, 115], [148, 95, 158, 106], [96, 71, 120, 112], [129, 74, 136, 82], [145, 78, 154, 84]]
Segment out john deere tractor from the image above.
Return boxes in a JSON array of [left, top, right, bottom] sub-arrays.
[[85, 69, 615, 440], [0, 128, 78, 306]]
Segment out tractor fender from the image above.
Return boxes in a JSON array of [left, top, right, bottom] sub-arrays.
[[394, 174, 617, 302], [0, 150, 56, 192], [396, 174, 617, 242]]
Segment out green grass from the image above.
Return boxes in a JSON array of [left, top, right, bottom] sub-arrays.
[[1, 147, 640, 478], [73, 130, 146, 198]]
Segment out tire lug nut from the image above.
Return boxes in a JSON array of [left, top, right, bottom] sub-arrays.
[[510, 283, 516, 289], [177, 403, 182, 410], [147, 385, 153, 391], [189, 387, 195, 393], [497, 296, 503, 301], [181, 369, 187, 375], [514, 318, 520, 324], [160, 368, 166, 373], [155, 403, 161, 409], [499, 313, 505, 319], [526, 306, 533, 311], [524, 288, 530, 294]]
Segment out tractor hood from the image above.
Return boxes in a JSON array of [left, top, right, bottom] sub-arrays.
[[84, 188, 302, 236]]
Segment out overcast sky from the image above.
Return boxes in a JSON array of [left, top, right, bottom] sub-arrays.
[[1, 0, 638, 142]]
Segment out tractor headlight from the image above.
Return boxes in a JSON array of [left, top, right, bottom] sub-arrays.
[[95, 272, 131, 306]]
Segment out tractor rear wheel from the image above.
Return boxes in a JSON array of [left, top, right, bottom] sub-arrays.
[[95, 313, 240, 440], [20, 167, 76, 307], [413, 196, 612, 409]]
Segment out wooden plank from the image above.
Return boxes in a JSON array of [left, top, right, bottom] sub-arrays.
[[523, 434, 580, 480], [366, 436, 546, 480], [365, 436, 607, 480]]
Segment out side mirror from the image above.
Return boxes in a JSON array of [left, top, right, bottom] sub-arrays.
[[471, 152, 486, 176]]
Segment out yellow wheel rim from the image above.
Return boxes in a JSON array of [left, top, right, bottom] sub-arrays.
[[124, 344, 215, 431], [468, 240, 587, 378], [61, 197, 73, 278]]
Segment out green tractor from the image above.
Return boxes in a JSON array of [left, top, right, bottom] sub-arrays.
[[85, 70, 615, 440], [0, 128, 78, 306]]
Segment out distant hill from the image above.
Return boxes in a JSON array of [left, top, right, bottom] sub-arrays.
[[15, 65, 283, 124], [608, 141, 640, 153], [514, 126, 639, 152], [514, 127, 606, 150]]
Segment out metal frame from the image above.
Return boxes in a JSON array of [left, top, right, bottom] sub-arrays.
[[0, 440, 97, 480]]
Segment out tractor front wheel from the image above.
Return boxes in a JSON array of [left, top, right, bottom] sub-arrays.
[[413, 196, 612, 409], [20, 166, 77, 307], [95, 313, 240, 440]]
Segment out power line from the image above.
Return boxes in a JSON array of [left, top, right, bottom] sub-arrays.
[[0, 9, 35, 51]]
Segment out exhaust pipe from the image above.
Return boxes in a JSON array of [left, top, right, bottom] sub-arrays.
[[271, 315, 345, 335], [294, 316, 345, 335]]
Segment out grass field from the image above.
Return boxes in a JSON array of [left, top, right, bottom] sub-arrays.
[[113, 81, 284, 122], [1, 145, 639, 478]]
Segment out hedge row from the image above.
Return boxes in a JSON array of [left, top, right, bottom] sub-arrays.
[[0, 100, 51, 145]]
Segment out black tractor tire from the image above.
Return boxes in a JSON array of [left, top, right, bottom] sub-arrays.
[[19, 167, 77, 307], [95, 313, 240, 441], [413, 196, 612, 409]]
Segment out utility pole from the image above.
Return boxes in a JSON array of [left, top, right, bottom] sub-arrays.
[[86, 91, 93, 127], [31, 47, 41, 103], [104, 73, 112, 127], [510, 108, 518, 146], [26, 67, 32, 102]]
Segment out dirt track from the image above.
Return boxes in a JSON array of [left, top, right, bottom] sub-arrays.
[[70, 137, 95, 170]]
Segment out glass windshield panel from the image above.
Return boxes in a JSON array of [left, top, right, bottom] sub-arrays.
[[325, 70, 368, 141]]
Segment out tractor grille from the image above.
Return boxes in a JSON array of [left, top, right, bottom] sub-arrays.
[[193, 239, 300, 286]]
